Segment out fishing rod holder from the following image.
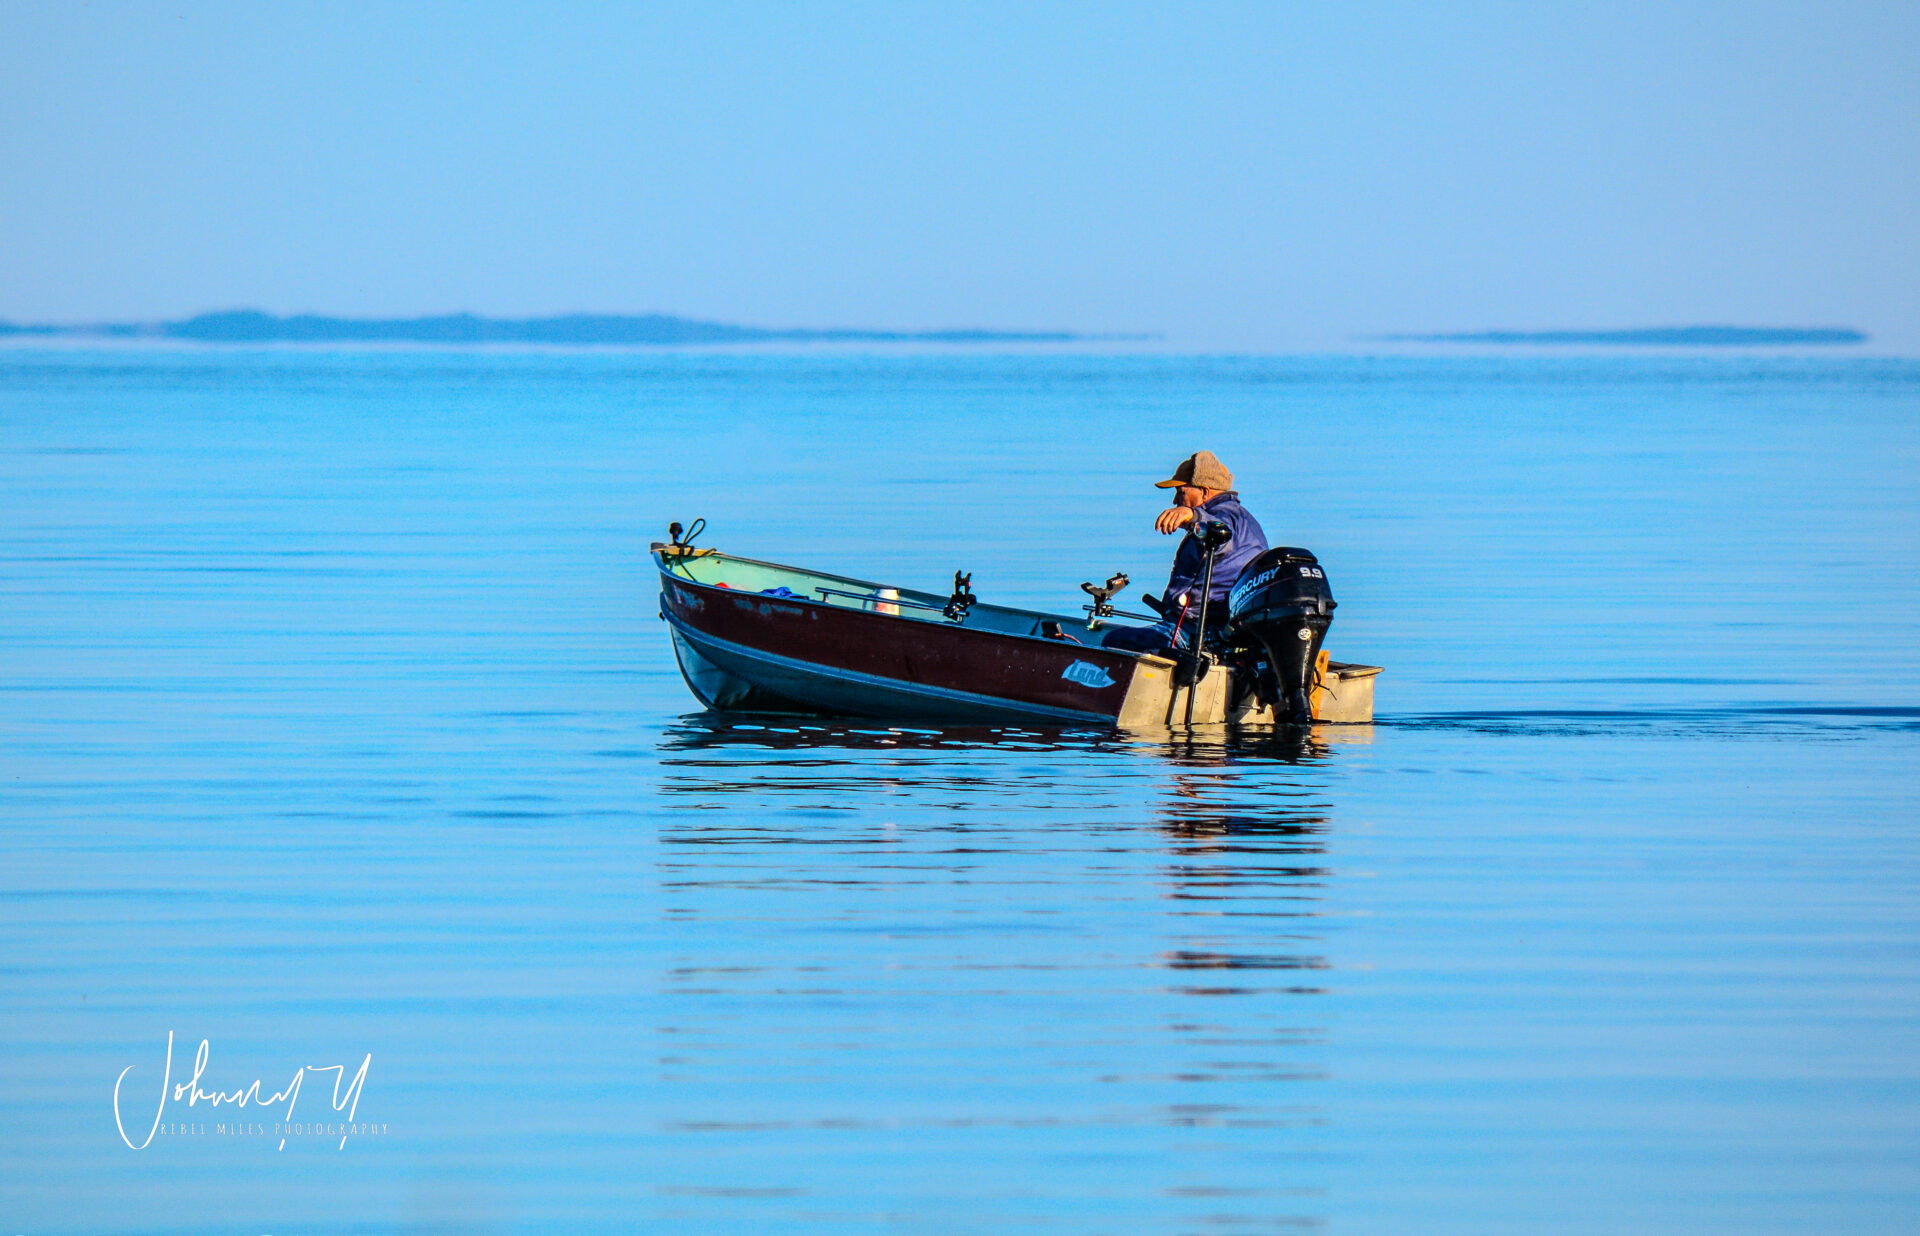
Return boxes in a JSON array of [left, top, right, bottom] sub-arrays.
[[1078, 572, 1130, 629], [942, 570, 977, 622]]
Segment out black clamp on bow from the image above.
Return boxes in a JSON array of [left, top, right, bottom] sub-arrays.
[[943, 571, 977, 622]]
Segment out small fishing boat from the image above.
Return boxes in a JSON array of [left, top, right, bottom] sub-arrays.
[[654, 524, 1380, 728]]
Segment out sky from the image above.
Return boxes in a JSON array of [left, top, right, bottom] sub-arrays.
[[3, 1, 1916, 350]]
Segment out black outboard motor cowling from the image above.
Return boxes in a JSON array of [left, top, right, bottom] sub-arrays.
[[1226, 548, 1336, 724]]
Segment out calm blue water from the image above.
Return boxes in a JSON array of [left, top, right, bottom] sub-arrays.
[[2, 347, 1917, 1234]]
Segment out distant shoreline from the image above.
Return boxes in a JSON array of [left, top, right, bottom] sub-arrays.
[[1380, 326, 1868, 346], [0, 310, 1134, 346]]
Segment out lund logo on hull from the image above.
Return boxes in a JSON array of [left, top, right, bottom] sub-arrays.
[[1062, 661, 1117, 689]]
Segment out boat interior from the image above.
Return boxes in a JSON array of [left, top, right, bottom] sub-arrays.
[[656, 548, 1112, 644]]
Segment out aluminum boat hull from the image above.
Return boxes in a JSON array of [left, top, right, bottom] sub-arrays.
[[654, 544, 1378, 727]]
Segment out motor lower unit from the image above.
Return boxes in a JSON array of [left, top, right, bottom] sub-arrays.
[[1225, 547, 1336, 724]]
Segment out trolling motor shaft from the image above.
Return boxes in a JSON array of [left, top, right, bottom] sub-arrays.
[[1180, 520, 1234, 725]]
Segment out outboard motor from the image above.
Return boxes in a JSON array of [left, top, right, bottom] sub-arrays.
[[1225, 548, 1336, 724]]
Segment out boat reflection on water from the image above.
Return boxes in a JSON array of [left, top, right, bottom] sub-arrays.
[[647, 711, 1355, 1223], [658, 715, 1113, 752], [1152, 766, 1335, 1030], [659, 712, 1373, 759]]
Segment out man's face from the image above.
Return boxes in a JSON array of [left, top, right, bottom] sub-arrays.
[[1173, 484, 1208, 509]]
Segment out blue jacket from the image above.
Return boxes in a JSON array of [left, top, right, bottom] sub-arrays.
[[1162, 492, 1269, 609]]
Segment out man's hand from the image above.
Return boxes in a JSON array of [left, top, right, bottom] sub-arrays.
[[1155, 506, 1196, 535]]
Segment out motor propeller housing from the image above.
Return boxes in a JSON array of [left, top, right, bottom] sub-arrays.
[[1225, 547, 1336, 723]]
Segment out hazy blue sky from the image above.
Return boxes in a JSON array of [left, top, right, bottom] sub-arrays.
[[4, 1, 1916, 349]]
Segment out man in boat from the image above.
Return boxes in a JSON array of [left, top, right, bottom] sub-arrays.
[[1100, 450, 1269, 655]]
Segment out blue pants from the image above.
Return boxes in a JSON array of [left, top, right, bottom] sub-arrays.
[[1102, 614, 1224, 654], [1098, 621, 1177, 654], [1100, 609, 1231, 655]]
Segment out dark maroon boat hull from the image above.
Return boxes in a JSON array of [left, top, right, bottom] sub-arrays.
[[658, 570, 1143, 724]]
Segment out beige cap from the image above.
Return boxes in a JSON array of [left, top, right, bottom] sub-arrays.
[[1154, 450, 1234, 490]]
